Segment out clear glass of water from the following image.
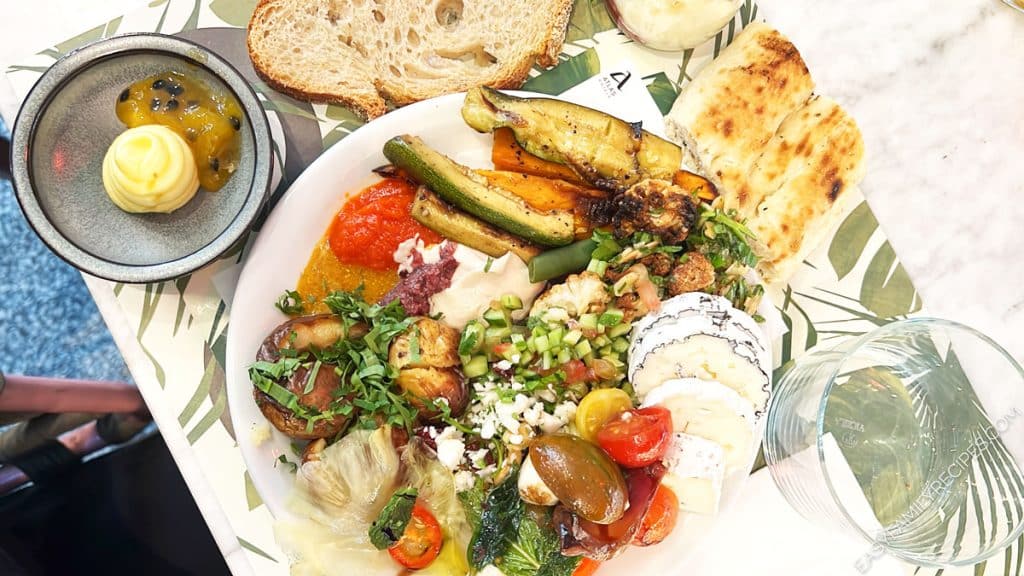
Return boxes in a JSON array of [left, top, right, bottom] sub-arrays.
[[764, 318, 1024, 569]]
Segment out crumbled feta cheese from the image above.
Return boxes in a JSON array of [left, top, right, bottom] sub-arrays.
[[539, 411, 565, 434], [436, 426, 464, 442], [479, 565, 505, 576], [480, 420, 497, 440], [511, 379, 524, 391], [437, 437, 466, 470], [511, 354, 521, 363], [554, 401, 577, 422], [476, 464, 498, 477], [467, 448, 490, 468], [454, 470, 476, 493], [508, 434, 525, 446], [495, 360, 513, 371], [537, 388, 557, 403]]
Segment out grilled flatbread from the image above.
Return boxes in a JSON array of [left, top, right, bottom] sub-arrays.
[[738, 95, 866, 280], [665, 22, 866, 283], [665, 22, 815, 196]]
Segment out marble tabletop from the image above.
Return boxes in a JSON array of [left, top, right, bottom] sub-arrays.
[[1, 1, 1022, 575]]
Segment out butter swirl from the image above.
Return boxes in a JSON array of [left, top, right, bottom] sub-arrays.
[[102, 124, 200, 213]]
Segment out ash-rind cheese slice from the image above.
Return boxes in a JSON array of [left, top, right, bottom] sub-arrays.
[[631, 292, 733, 346], [630, 319, 770, 413], [642, 378, 755, 472], [661, 432, 726, 515], [629, 293, 770, 374]]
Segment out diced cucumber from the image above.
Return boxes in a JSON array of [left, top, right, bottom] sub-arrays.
[[574, 339, 593, 357], [562, 329, 583, 346], [548, 327, 564, 347], [579, 313, 599, 331], [463, 355, 489, 378], [500, 294, 523, 310], [459, 321, 485, 356], [591, 335, 611, 349], [557, 347, 572, 365], [612, 337, 630, 353], [483, 307, 508, 327], [608, 322, 632, 339], [598, 345, 614, 357], [533, 334, 551, 353], [541, 350, 553, 371], [598, 308, 624, 327]]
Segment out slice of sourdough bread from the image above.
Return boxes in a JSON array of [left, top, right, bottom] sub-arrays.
[[247, 0, 573, 119]]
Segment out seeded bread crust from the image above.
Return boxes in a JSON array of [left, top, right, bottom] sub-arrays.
[[247, 0, 573, 120]]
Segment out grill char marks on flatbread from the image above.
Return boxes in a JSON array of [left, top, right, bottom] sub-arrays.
[[665, 22, 815, 196], [737, 95, 865, 280], [665, 22, 866, 284]]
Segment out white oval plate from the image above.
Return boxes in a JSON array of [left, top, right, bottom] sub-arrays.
[[225, 91, 763, 574]]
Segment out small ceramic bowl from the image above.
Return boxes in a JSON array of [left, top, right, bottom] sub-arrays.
[[10, 33, 272, 283]]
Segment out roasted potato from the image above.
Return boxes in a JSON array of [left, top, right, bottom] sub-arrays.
[[254, 314, 364, 440], [388, 318, 460, 370], [396, 367, 468, 418]]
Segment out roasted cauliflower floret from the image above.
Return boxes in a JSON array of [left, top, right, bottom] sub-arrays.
[[389, 318, 460, 370], [666, 252, 716, 296], [529, 271, 610, 319], [612, 179, 698, 244]]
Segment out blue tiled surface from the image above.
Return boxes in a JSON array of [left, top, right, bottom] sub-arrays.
[[0, 119, 131, 382]]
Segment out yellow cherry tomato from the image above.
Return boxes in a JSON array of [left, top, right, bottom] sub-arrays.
[[575, 388, 633, 442]]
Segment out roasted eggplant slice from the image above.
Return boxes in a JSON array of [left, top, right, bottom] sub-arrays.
[[253, 314, 365, 440], [462, 87, 682, 192]]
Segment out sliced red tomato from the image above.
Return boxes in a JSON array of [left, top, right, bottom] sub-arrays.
[[573, 557, 602, 576], [633, 484, 679, 546], [388, 503, 442, 570], [596, 406, 672, 468], [492, 342, 514, 357]]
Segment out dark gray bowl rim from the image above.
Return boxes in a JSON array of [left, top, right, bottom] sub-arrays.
[[10, 32, 273, 284]]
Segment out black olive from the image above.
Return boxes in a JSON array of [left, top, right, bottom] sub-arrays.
[[165, 99, 179, 111], [229, 115, 241, 131], [118, 88, 129, 102], [150, 97, 161, 111], [166, 82, 184, 96], [152, 78, 166, 90], [209, 157, 220, 172]]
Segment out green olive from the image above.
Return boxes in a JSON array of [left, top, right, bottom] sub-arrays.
[[528, 434, 628, 524]]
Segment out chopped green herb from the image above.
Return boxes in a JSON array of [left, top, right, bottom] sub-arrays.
[[275, 454, 297, 473], [368, 487, 418, 550], [275, 289, 307, 315], [249, 288, 421, 432], [484, 256, 495, 273]]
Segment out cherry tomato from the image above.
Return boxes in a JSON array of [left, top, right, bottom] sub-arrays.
[[575, 388, 633, 442], [633, 484, 679, 546], [573, 557, 602, 576], [388, 503, 442, 570], [596, 406, 672, 468], [563, 359, 595, 384]]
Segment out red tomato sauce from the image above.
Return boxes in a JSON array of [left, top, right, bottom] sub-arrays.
[[328, 178, 442, 270]]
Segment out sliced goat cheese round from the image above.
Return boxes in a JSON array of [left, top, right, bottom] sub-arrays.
[[631, 325, 770, 413], [661, 432, 726, 516], [518, 450, 559, 506], [631, 292, 733, 347], [629, 296, 769, 376], [641, 378, 755, 472]]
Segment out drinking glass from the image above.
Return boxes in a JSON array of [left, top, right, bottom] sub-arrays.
[[764, 318, 1024, 569]]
